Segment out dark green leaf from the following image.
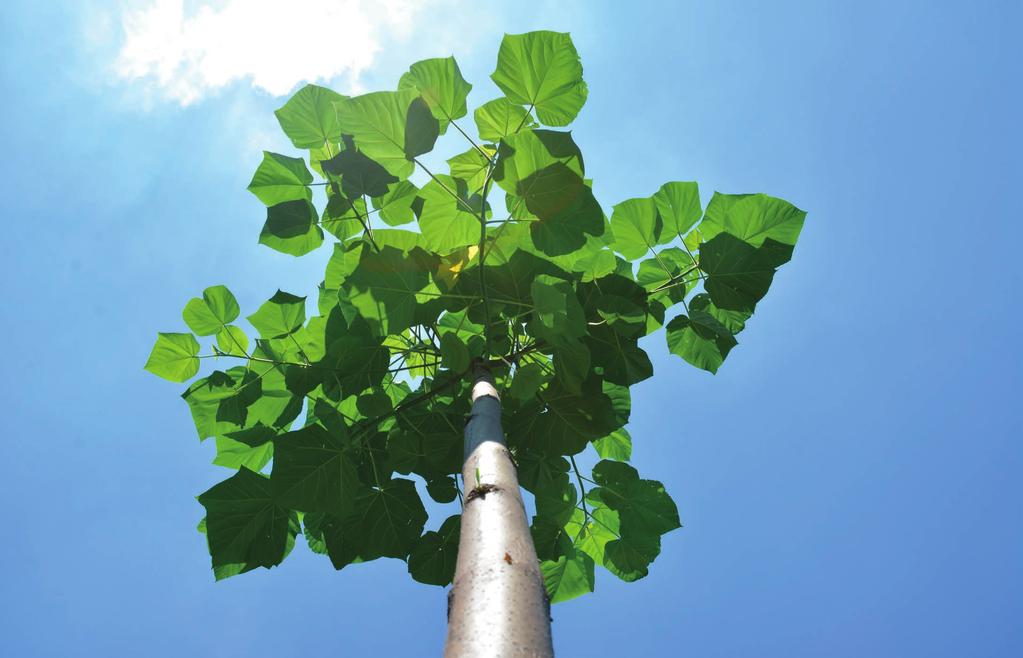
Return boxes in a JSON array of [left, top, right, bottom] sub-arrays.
[[259, 199, 323, 257], [197, 468, 295, 578], [665, 310, 737, 374], [321, 149, 398, 199], [271, 424, 359, 514], [355, 478, 428, 560], [408, 515, 461, 586]]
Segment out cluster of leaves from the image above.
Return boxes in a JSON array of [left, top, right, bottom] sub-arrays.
[[145, 31, 805, 600]]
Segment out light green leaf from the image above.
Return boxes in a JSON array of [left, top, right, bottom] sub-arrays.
[[275, 84, 346, 149], [474, 97, 537, 142], [246, 290, 306, 339], [592, 428, 632, 461], [610, 197, 659, 260], [541, 544, 595, 603], [398, 56, 472, 133], [215, 325, 249, 355], [408, 515, 461, 586], [259, 199, 324, 257], [182, 285, 240, 336], [212, 436, 273, 471], [652, 181, 701, 242], [371, 180, 419, 226], [336, 89, 437, 179], [700, 192, 807, 248], [447, 146, 495, 193], [416, 174, 481, 254], [247, 152, 313, 206], [491, 31, 588, 126], [144, 332, 200, 382]]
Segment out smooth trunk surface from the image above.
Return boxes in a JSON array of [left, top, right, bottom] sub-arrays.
[[444, 372, 553, 658]]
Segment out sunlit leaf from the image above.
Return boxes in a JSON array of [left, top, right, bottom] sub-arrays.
[[491, 31, 588, 126], [144, 332, 200, 382]]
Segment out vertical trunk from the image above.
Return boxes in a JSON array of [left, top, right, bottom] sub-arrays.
[[444, 367, 554, 658]]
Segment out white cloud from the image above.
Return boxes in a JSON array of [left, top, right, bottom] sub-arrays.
[[114, 0, 424, 105]]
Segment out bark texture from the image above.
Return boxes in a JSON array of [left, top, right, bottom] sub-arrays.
[[444, 369, 553, 658]]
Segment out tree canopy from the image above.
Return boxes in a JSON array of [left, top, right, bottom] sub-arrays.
[[145, 30, 806, 602]]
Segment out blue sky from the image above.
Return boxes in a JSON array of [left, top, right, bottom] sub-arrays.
[[2, 1, 1020, 656]]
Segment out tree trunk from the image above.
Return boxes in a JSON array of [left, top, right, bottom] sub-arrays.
[[444, 366, 554, 657]]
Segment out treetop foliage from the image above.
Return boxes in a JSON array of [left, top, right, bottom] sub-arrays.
[[146, 30, 806, 601]]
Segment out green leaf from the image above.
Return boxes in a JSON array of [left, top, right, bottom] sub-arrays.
[[246, 290, 306, 339], [491, 31, 588, 126], [507, 362, 550, 401], [569, 504, 620, 566], [691, 292, 751, 334], [274, 84, 346, 149], [447, 146, 495, 193], [144, 332, 200, 382], [247, 151, 313, 206], [425, 476, 459, 504], [371, 180, 419, 226], [699, 233, 792, 313], [408, 515, 461, 586], [592, 428, 632, 461], [197, 468, 295, 577], [592, 460, 681, 537], [356, 478, 428, 560], [610, 197, 659, 260], [699, 192, 806, 248], [321, 188, 367, 241], [636, 248, 697, 308], [271, 424, 359, 514], [493, 129, 584, 199], [587, 324, 653, 386], [602, 532, 660, 582], [540, 544, 595, 603], [665, 310, 737, 374], [439, 332, 470, 372], [343, 246, 437, 335], [321, 149, 398, 199], [182, 285, 240, 336], [529, 275, 586, 346], [474, 97, 536, 142], [336, 89, 433, 178], [652, 181, 702, 242], [215, 325, 249, 355], [416, 174, 481, 254], [212, 436, 274, 471], [405, 96, 440, 159], [259, 199, 324, 257], [398, 57, 472, 133]]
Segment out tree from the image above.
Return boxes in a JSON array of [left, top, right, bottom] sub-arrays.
[[145, 30, 806, 656]]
